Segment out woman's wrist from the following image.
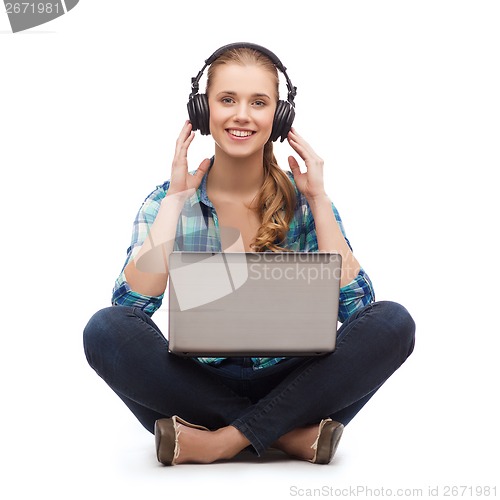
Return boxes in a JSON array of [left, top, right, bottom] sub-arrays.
[[164, 187, 195, 201], [306, 192, 330, 208]]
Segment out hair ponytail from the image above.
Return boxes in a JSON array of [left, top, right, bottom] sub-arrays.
[[249, 141, 296, 252]]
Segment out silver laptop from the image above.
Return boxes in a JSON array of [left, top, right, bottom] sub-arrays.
[[167, 251, 342, 357]]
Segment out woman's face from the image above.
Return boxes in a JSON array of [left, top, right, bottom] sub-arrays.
[[207, 63, 277, 159]]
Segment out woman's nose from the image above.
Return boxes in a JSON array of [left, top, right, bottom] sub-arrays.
[[234, 103, 250, 121]]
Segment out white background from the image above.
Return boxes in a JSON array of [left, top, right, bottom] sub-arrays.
[[1, 1, 499, 499]]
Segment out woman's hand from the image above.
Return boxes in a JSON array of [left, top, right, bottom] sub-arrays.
[[287, 127, 327, 201], [168, 121, 211, 196]]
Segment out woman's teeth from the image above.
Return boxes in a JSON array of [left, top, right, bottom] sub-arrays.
[[228, 129, 253, 137]]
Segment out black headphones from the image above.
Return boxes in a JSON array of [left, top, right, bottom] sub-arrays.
[[187, 42, 297, 143]]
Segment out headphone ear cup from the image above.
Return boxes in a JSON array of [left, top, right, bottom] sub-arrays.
[[271, 100, 295, 142], [187, 96, 197, 130], [187, 94, 211, 135]]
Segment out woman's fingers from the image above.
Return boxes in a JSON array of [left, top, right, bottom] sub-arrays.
[[288, 127, 324, 165], [288, 128, 313, 160], [170, 122, 212, 195], [174, 121, 194, 157], [288, 155, 302, 177], [169, 121, 198, 194], [288, 136, 308, 161], [175, 120, 191, 144], [190, 158, 211, 187]]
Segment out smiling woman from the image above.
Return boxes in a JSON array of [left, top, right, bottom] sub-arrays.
[[82, 42, 416, 467]]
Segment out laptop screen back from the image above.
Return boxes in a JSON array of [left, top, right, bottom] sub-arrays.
[[168, 252, 342, 356]]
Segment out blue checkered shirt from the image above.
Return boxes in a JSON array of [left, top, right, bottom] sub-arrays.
[[112, 162, 375, 370]]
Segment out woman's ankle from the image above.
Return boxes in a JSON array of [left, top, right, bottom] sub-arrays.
[[272, 425, 318, 461], [212, 426, 251, 460], [176, 424, 250, 464]]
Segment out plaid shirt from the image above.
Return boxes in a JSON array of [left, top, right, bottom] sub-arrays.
[[112, 161, 375, 370]]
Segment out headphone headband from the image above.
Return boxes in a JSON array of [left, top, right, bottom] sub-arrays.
[[190, 42, 297, 104]]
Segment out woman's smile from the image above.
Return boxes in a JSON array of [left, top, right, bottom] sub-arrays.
[[226, 128, 256, 140]]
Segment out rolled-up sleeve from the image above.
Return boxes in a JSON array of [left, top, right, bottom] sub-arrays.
[[303, 198, 375, 322], [112, 269, 164, 315], [111, 183, 171, 316], [338, 267, 375, 322]]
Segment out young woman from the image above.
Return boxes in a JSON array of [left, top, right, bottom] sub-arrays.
[[83, 43, 416, 466]]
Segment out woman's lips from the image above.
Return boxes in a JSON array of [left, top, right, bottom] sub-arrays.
[[226, 129, 256, 140]]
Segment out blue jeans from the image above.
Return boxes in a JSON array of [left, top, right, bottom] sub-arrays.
[[83, 301, 415, 456]]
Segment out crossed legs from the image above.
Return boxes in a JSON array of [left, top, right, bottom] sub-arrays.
[[83, 301, 415, 463]]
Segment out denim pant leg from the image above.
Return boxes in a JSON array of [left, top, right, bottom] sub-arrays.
[[84, 301, 415, 457], [83, 306, 254, 433], [230, 301, 416, 455]]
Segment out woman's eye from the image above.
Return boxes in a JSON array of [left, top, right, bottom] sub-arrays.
[[221, 97, 234, 104], [254, 100, 266, 107]]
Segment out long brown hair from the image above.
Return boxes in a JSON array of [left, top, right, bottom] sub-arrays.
[[206, 47, 297, 252]]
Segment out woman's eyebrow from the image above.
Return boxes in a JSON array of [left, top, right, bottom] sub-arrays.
[[216, 90, 271, 99]]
